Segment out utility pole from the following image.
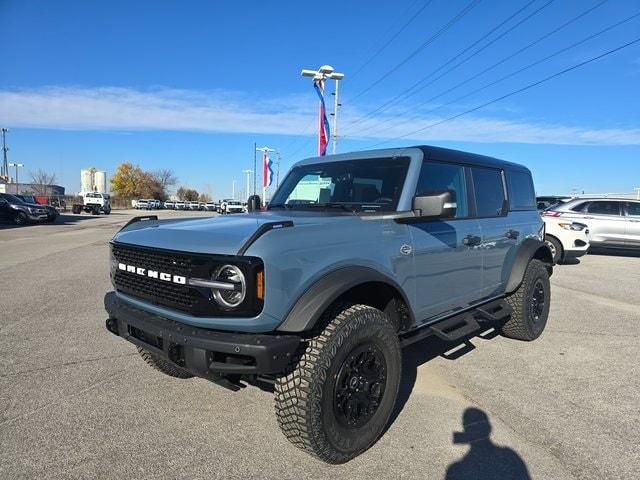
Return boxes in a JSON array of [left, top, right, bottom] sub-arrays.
[[8, 163, 23, 185], [1, 128, 9, 178], [242, 169, 253, 200], [301, 65, 344, 154]]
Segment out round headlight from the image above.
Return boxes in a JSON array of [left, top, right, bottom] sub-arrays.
[[212, 264, 246, 308]]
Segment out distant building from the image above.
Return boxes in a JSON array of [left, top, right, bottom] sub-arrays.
[[80, 167, 108, 194], [0, 182, 65, 196]]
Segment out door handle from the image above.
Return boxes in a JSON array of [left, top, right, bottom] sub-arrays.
[[463, 234, 482, 246], [505, 229, 520, 239]]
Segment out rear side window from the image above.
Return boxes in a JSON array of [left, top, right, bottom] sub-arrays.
[[586, 201, 622, 216], [415, 162, 468, 218], [471, 167, 505, 217], [570, 202, 588, 212], [506, 170, 536, 211]]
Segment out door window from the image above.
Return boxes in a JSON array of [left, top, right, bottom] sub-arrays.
[[471, 167, 505, 217], [506, 170, 536, 211], [627, 202, 640, 217], [586, 201, 622, 216], [415, 162, 468, 218]]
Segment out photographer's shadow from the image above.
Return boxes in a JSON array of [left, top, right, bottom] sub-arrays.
[[446, 407, 530, 480]]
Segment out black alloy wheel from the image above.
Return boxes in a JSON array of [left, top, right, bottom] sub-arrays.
[[333, 343, 387, 429]]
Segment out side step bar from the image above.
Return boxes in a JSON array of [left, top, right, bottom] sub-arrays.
[[400, 299, 512, 347]]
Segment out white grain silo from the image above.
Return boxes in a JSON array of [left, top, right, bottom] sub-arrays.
[[81, 169, 94, 193], [94, 170, 107, 193]]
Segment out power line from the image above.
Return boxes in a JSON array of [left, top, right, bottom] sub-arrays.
[[348, 0, 434, 81], [351, 0, 613, 138], [347, 0, 482, 103], [279, 1, 434, 160], [362, 36, 640, 148], [346, 0, 553, 131]]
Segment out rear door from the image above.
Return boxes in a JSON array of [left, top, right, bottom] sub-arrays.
[[624, 201, 640, 247], [581, 201, 626, 246], [469, 167, 512, 297], [408, 160, 483, 320]]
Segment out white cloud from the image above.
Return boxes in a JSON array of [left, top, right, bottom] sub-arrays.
[[1, 86, 639, 146]]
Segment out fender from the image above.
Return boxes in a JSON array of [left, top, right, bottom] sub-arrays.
[[505, 238, 553, 294], [277, 266, 412, 333]]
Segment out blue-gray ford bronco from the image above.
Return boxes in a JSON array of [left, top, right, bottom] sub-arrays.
[[105, 145, 552, 463]]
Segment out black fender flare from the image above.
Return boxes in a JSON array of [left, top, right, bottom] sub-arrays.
[[505, 238, 553, 294], [277, 266, 412, 333]]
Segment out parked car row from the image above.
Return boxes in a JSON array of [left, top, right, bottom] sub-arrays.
[[539, 196, 640, 264], [134, 199, 248, 214]]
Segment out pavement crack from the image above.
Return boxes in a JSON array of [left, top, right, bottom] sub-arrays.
[[0, 352, 136, 378], [0, 370, 126, 427]]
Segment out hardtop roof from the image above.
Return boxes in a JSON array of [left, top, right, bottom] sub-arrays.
[[295, 145, 528, 172]]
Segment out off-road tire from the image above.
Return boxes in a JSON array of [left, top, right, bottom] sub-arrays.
[[544, 235, 563, 264], [501, 259, 550, 341], [13, 211, 28, 225], [136, 346, 194, 379], [274, 304, 401, 464]]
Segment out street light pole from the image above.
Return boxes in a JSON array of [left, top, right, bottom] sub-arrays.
[[8, 163, 23, 185], [274, 150, 282, 188], [301, 65, 344, 155], [1, 128, 9, 178], [232, 179, 236, 200], [242, 170, 253, 200]]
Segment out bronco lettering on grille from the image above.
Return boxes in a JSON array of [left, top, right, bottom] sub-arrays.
[[118, 263, 186, 285]]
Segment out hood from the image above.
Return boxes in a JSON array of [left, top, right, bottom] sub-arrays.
[[112, 211, 357, 255]]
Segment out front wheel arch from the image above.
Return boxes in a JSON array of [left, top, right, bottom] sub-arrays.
[[277, 266, 413, 334]]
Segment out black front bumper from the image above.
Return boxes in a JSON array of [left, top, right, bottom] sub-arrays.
[[104, 292, 299, 377]]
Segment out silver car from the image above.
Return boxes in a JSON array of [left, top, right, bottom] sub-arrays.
[[545, 198, 640, 249]]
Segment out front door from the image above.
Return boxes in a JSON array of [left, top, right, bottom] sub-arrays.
[[625, 201, 640, 247], [409, 161, 483, 321]]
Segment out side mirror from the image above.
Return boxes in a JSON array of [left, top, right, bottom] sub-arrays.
[[0, 198, 7, 206], [247, 195, 261, 212], [412, 190, 457, 219]]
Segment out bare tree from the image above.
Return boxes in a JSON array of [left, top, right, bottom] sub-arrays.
[[30, 169, 57, 195], [153, 169, 178, 191]]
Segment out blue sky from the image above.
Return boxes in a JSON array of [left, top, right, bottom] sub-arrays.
[[1, 0, 639, 197]]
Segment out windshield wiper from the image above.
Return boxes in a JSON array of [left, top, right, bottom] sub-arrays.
[[267, 203, 292, 210], [303, 203, 357, 213]]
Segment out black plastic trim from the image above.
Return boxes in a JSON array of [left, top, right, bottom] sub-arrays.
[[277, 266, 414, 333], [505, 238, 553, 293], [119, 215, 158, 232], [237, 221, 294, 256], [104, 292, 299, 375]]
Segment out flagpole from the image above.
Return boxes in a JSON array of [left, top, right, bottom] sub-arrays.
[[253, 142, 257, 196]]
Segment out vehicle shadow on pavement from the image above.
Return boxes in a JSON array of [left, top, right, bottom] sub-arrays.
[[0, 212, 125, 229], [588, 247, 640, 258], [390, 331, 531, 479]]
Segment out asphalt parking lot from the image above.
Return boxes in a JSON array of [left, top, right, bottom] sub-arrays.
[[1, 209, 638, 479]]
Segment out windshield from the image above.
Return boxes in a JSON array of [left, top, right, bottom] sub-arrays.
[[269, 157, 409, 213], [86, 193, 102, 198], [1, 193, 25, 204]]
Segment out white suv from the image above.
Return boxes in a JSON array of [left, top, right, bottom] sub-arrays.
[[541, 213, 589, 263]]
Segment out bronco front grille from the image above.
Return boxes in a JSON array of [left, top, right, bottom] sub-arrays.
[[110, 242, 264, 317]]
